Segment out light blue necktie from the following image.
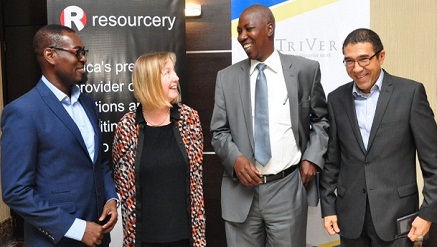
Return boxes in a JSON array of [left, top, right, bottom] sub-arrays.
[[254, 63, 271, 166]]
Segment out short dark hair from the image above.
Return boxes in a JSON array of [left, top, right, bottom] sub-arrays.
[[33, 24, 76, 56], [243, 4, 276, 32], [342, 28, 384, 54]]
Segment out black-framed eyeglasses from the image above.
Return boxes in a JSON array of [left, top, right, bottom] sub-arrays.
[[50, 47, 89, 59], [343, 49, 382, 68]]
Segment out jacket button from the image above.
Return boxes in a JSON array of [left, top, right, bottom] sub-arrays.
[[362, 188, 367, 193]]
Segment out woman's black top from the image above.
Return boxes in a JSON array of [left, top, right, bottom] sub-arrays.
[[140, 123, 190, 243]]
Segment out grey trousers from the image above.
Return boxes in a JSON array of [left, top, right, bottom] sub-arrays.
[[225, 169, 308, 247]]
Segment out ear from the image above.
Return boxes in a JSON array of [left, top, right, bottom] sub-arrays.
[[267, 22, 274, 37], [43, 48, 57, 65], [378, 50, 386, 65]]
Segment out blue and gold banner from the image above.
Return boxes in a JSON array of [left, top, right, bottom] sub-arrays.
[[232, 0, 369, 94]]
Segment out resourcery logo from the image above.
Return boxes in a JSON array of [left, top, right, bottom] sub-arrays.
[[58, 5, 177, 31], [60, 6, 87, 31]]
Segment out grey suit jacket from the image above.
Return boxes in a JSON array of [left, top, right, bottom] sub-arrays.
[[320, 70, 437, 241], [210, 52, 329, 223]]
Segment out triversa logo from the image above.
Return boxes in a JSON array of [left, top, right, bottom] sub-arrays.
[[60, 6, 87, 31]]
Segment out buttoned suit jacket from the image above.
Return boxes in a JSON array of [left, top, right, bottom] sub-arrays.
[[320, 70, 437, 241], [1, 80, 118, 246], [211, 52, 329, 223]]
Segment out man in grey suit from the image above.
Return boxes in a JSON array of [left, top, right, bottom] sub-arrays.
[[320, 28, 437, 247], [210, 4, 329, 246]]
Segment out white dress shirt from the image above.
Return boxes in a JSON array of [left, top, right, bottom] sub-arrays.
[[250, 51, 302, 175]]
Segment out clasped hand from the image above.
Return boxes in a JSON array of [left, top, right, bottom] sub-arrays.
[[82, 199, 118, 246]]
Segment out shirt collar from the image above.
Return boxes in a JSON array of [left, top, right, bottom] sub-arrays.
[[352, 69, 384, 98], [249, 50, 281, 76], [41, 76, 81, 104]]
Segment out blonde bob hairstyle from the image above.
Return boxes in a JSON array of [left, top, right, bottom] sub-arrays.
[[132, 52, 181, 110]]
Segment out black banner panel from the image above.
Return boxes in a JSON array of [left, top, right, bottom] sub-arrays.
[[48, 0, 186, 156]]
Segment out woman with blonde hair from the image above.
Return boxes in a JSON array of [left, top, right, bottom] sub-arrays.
[[113, 52, 206, 247]]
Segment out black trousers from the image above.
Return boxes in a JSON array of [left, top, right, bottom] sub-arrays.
[[341, 198, 412, 247]]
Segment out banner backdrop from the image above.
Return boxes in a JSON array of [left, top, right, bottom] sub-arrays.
[[47, 0, 186, 157], [232, 0, 369, 94], [231, 0, 370, 246]]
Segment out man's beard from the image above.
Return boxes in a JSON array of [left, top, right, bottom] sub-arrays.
[[78, 71, 88, 85]]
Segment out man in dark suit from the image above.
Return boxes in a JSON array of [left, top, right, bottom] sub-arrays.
[[210, 4, 329, 246], [1, 24, 118, 246], [320, 28, 437, 247]]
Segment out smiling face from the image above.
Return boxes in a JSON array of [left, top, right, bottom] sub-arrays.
[[46, 31, 87, 95], [161, 58, 180, 102], [237, 6, 274, 62], [343, 42, 385, 93]]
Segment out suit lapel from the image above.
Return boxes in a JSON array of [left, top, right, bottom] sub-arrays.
[[238, 60, 254, 150], [36, 81, 92, 163], [367, 72, 393, 151], [343, 83, 367, 153], [280, 54, 300, 145]]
